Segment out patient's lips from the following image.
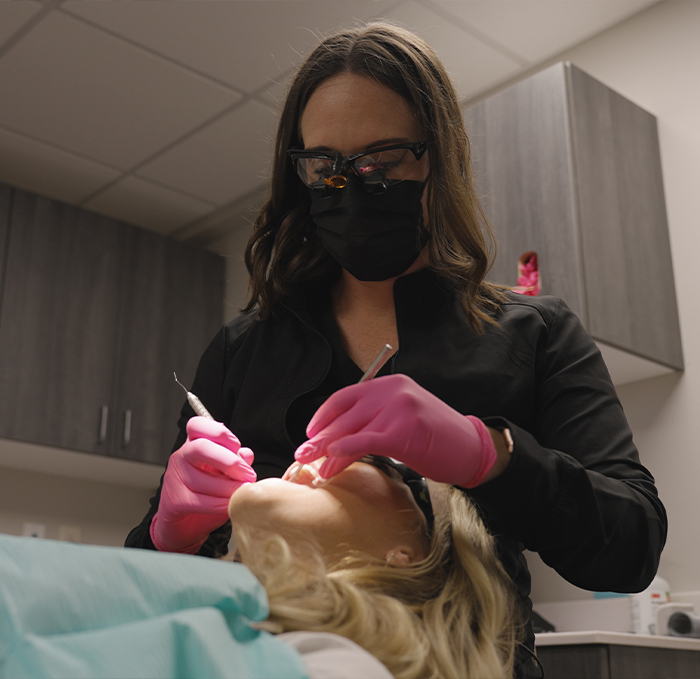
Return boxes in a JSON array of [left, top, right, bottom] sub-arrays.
[[283, 459, 327, 486]]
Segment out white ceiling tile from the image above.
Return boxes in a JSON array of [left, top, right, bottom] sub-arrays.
[[431, 1, 658, 64], [137, 100, 279, 205], [0, 125, 121, 204], [82, 176, 216, 235], [0, 11, 239, 169], [384, 1, 523, 100], [0, 0, 43, 47], [0, 0, 663, 239], [62, 1, 400, 94]]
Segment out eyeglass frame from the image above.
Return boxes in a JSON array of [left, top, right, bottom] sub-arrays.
[[287, 141, 427, 191], [360, 454, 434, 532]]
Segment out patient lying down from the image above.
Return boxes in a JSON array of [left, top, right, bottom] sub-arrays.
[[0, 455, 517, 679], [228, 456, 518, 679]]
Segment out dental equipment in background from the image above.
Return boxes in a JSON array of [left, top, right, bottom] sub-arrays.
[[174, 373, 213, 420], [290, 343, 393, 486]]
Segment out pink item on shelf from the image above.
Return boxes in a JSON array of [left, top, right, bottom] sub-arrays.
[[512, 250, 540, 296]]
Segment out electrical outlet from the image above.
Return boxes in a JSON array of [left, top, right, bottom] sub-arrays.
[[23, 522, 46, 538], [58, 524, 82, 543]]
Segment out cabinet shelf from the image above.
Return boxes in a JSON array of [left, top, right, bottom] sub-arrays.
[[0, 437, 163, 489]]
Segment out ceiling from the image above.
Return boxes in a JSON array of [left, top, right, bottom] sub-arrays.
[[0, 0, 658, 245]]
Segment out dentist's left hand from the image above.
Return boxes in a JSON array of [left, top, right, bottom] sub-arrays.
[[150, 417, 256, 553], [294, 374, 498, 488]]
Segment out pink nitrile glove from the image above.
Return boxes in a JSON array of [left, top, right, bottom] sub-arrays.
[[150, 416, 256, 553], [294, 374, 497, 488]]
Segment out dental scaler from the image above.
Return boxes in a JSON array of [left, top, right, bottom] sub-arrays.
[[174, 373, 214, 420]]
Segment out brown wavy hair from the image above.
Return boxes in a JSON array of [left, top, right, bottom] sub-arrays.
[[243, 21, 504, 331]]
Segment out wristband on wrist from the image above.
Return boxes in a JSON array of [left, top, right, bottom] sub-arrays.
[[500, 427, 514, 455]]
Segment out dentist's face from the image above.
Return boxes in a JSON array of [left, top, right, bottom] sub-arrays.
[[228, 457, 428, 564], [299, 72, 430, 233]]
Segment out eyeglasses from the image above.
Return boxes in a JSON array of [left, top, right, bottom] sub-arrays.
[[287, 141, 427, 194], [360, 455, 434, 531]]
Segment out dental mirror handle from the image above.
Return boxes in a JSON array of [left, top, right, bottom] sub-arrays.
[[358, 343, 393, 383]]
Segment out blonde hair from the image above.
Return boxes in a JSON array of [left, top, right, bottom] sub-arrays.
[[236, 484, 518, 679]]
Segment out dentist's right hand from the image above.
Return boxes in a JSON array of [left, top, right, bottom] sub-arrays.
[[150, 416, 256, 553]]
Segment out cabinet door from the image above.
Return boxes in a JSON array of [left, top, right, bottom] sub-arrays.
[[0, 190, 124, 453], [111, 227, 224, 465], [0, 184, 11, 300], [463, 63, 587, 322], [568, 65, 683, 369]]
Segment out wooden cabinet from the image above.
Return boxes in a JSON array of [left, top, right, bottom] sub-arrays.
[[113, 226, 224, 464], [0, 185, 224, 465], [536, 633, 700, 679], [0, 189, 125, 454], [0, 184, 11, 307], [463, 62, 683, 384]]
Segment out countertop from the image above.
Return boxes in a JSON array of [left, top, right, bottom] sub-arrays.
[[536, 631, 700, 651]]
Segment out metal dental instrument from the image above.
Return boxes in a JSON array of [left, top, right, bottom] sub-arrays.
[[175, 374, 250, 468], [358, 343, 393, 383], [291, 343, 394, 486], [174, 373, 213, 420]]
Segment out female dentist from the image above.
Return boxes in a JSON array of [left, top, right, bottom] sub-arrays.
[[127, 22, 666, 679]]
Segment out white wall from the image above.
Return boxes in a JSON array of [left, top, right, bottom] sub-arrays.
[[525, 0, 700, 602], [209, 220, 258, 323], [0, 464, 155, 547]]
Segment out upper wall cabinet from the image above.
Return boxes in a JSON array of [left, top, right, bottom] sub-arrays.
[[463, 62, 683, 385], [114, 225, 224, 464], [0, 185, 224, 465]]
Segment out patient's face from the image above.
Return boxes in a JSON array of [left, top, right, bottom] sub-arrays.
[[228, 457, 427, 563]]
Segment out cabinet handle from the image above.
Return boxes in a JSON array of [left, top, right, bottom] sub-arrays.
[[123, 409, 132, 447], [99, 405, 109, 442]]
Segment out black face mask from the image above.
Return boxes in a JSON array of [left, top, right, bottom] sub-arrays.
[[309, 177, 429, 282]]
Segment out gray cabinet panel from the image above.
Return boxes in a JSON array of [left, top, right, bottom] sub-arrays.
[[0, 184, 11, 308], [0, 182, 224, 464], [465, 64, 586, 321], [538, 642, 700, 679], [569, 65, 683, 368], [0, 189, 124, 452], [113, 228, 224, 465], [537, 644, 610, 679], [608, 645, 700, 678], [464, 62, 683, 373]]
